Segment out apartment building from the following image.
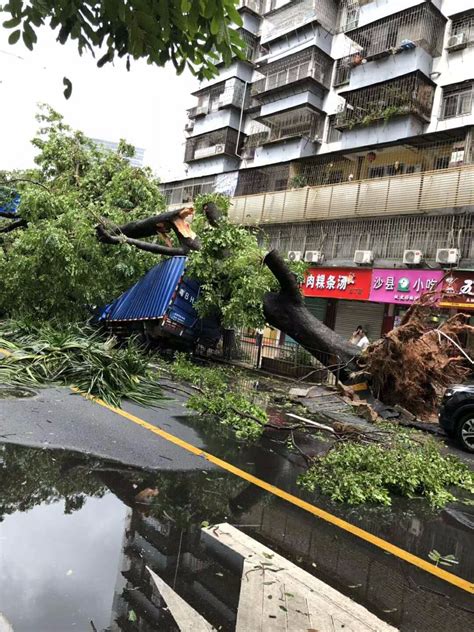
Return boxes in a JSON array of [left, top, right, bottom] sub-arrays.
[[162, 0, 474, 342]]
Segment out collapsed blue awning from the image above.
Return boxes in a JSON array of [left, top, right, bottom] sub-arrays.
[[0, 192, 21, 216], [102, 256, 190, 322]]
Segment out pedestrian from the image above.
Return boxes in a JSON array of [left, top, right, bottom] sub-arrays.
[[357, 329, 370, 351], [350, 325, 364, 345]]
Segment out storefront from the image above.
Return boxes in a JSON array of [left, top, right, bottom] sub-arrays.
[[440, 272, 474, 348], [303, 267, 385, 343], [369, 269, 445, 331]]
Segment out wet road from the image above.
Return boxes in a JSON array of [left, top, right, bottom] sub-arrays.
[[0, 442, 473, 631], [1, 384, 474, 631]]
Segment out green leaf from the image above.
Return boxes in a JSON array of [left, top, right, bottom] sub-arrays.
[[63, 77, 73, 100], [8, 29, 21, 44], [3, 17, 21, 28]]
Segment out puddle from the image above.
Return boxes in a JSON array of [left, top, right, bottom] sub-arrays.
[[0, 386, 36, 399], [0, 442, 473, 631]]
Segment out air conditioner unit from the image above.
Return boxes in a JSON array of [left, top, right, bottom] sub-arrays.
[[287, 250, 302, 262], [195, 105, 209, 117], [305, 250, 324, 264], [184, 121, 194, 132], [403, 249, 423, 265], [447, 32, 467, 51], [214, 144, 225, 154], [354, 250, 374, 265], [436, 248, 460, 265]]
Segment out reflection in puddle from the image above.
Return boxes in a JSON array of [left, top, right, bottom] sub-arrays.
[[0, 443, 473, 631]]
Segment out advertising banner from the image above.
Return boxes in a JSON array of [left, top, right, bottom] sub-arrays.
[[440, 272, 474, 309], [304, 268, 372, 301], [369, 269, 443, 305]]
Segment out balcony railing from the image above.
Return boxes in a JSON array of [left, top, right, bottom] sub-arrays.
[[262, 107, 325, 144], [261, 0, 338, 43], [185, 128, 241, 162], [229, 164, 474, 225], [251, 47, 332, 97], [336, 72, 435, 130], [347, 2, 446, 59]]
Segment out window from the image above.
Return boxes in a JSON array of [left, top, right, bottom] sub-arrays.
[[441, 84, 473, 119], [368, 166, 385, 179], [434, 155, 450, 170]]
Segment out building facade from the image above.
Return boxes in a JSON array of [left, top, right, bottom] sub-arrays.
[[162, 0, 474, 344]]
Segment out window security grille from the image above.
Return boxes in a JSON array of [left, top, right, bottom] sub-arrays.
[[441, 84, 473, 119]]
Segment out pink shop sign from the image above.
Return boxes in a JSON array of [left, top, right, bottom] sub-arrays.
[[369, 269, 444, 305]]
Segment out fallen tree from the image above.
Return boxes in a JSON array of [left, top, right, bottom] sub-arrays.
[[357, 294, 474, 418], [96, 194, 473, 418]]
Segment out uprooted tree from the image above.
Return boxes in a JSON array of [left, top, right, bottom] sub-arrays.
[[1, 108, 472, 419], [96, 193, 473, 419]]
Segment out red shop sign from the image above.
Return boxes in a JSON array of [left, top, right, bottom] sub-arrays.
[[303, 268, 372, 301], [439, 272, 474, 309]]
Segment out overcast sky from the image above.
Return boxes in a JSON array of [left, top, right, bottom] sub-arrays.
[[0, 27, 197, 181]]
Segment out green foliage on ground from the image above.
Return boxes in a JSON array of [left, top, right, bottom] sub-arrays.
[[170, 353, 267, 441], [0, 321, 164, 408], [1, 1, 245, 82], [0, 105, 164, 322], [186, 193, 307, 329], [298, 427, 474, 508]]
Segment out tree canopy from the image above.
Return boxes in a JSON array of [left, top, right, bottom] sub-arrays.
[[0, 105, 165, 321], [1, 0, 245, 87]]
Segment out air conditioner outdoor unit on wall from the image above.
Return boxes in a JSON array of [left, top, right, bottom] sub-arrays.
[[287, 251, 302, 262], [214, 144, 225, 154], [403, 249, 423, 265], [305, 250, 324, 264], [354, 250, 374, 265], [447, 32, 467, 51], [436, 248, 460, 265], [195, 105, 209, 116]]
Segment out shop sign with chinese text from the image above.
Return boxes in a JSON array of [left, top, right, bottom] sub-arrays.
[[304, 268, 372, 300], [369, 269, 443, 305], [440, 272, 474, 309]]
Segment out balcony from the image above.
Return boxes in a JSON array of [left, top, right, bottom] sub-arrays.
[[188, 78, 248, 120], [261, 0, 338, 44], [238, 0, 263, 14], [251, 47, 333, 102], [260, 106, 325, 144], [336, 72, 435, 131], [184, 128, 242, 162], [229, 164, 474, 226], [346, 2, 446, 60]]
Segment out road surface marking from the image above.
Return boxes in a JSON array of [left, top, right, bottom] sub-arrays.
[[78, 390, 474, 595]]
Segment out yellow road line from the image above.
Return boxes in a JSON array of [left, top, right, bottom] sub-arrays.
[[79, 390, 474, 594]]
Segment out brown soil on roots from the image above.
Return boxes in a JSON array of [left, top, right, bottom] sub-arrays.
[[357, 294, 474, 420]]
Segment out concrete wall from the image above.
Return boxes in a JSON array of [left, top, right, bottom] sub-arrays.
[[338, 115, 425, 152], [348, 47, 434, 91], [193, 109, 243, 136], [259, 90, 325, 117], [186, 156, 240, 178], [253, 137, 320, 166], [357, 0, 442, 29], [241, 11, 261, 35]]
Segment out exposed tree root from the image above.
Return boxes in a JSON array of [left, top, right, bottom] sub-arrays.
[[356, 293, 474, 419]]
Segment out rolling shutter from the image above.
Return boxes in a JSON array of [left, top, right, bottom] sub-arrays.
[[334, 301, 385, 343], [304, 297, 328, 322]]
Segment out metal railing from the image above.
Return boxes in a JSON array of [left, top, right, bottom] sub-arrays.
[[201, 332, 342, 384], [336, 72, 435, 130], [229, 164, 474, 226]]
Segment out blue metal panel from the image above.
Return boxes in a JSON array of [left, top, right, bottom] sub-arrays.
[[105, 256, 187, 322], [0, 193, 20, 216]]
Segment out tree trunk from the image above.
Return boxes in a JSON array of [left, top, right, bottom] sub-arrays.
[[263, 250, 360, 370]]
